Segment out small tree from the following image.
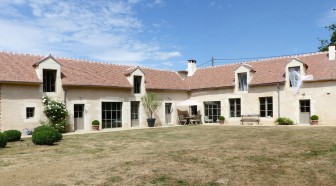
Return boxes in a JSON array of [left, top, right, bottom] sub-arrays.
[[141, 93, 161, 119]]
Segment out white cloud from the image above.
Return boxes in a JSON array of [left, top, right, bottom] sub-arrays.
[[152, 52, 181, 60], [0, 0, 180, 66]]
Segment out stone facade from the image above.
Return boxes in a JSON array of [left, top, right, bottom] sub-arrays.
[[1, 49, 336, 132]]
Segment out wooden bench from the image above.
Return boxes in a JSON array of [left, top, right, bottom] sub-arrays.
[[240, 114, 260, 125]]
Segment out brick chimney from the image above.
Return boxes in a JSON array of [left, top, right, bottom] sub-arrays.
[[187, 59, 196, 76], [329, 45, 335, 61]]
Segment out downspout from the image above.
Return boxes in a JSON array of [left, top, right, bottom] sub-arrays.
[[64, 88, 67, 106], [277, 83, 280, 118]]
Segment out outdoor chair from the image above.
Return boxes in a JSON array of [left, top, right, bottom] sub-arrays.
[[190, 114, 202, 124], [178, 115, 187, 125]]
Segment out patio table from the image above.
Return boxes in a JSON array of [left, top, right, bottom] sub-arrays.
[[184, 116, 194, 125]]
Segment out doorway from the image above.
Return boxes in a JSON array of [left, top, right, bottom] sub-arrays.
[[300, 100, 310, 124], [165, 103, 172, 125], [131, 101, 140, 127], [74, 104, 85, 130]]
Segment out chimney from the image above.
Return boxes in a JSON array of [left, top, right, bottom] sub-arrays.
[[329, 45, 335, 61], [187, 59, 196, 76]]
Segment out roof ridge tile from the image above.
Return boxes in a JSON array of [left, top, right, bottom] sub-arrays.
[[198, 51, 328, 70], [139, 66, 175, 73]]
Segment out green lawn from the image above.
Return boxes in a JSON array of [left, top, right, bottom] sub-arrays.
[[1, 125, 336, 186]]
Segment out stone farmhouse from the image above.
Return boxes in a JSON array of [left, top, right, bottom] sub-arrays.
[[0, 45, 335, 132]]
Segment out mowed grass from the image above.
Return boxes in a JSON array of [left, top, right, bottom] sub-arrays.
[[1, 126, 336, 186]]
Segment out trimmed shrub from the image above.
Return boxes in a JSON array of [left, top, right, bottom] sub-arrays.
[[310, 115, 319, 120], [32, 130, 58, 145], [3, 130, 21, 142], [32, 126, 62, 145], [92, 120, 100, 126], [34, 125, 62, 141], [275, 117, 294, 125], [218, 116, 225, 120], [0, 132, 8, 148]]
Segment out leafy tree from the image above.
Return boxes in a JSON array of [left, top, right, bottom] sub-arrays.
[[318, 9, 336, 51]]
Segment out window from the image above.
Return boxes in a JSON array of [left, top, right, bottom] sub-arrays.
[[43, 69, 56, 92], [259, 97, 273, 117], [74, 104, 84, 118], [102, 102, 122, 128], [26, 107, 35, 119], [133, 76, 142, 94], [204, 101, 221, 123], [229, 99, 241, 117], [190, 105, 197, 116], [300, 100, 310, 113], [289, 66, 300, 87], [238, 72, 248, 91]]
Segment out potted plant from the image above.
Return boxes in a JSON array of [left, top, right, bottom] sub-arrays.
[[141, 93, 161, 127], [310, 115, 319, 125], [92, 120, 100, 131], [218, 116, 225, 125], [275, 117, 294, 125]]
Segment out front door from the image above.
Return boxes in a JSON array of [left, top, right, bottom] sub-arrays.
[[300, 100, 310, 125], [131, 101, 140, 127], [74, 104, 85, 130], [165, 103, 172, 125]]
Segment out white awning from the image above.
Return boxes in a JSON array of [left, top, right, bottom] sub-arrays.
[[177, 99, 200, 106]]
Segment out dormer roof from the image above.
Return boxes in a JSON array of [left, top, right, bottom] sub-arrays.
[[124, 66, 146, 76], [234, 63, 256, 72], [33, 54, 62, 68]]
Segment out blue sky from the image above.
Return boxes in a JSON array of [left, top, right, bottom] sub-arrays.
[[0, 0, 335, 70]]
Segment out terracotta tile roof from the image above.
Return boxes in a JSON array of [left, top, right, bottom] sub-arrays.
[[0, 52, 188, 90], [141, 68, 189, 90], [187, 52, 335, 89], [59, 58, 133, 88], [0, 52, 41, 84], [0, 51, 335, 90]]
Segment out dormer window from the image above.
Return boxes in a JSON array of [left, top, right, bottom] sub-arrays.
[[43, 69, 56, 92], [238, 72, 248, 91], [133, 76, 142, 94], [289, 66, 300, 87]]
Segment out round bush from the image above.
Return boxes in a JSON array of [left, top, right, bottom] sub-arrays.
[[310, 115, 319, 120], [3, 130, 21, 142], [34, 126, 62, 141], [0, 132, 8, 148], [32, 130, 57, 145], [92, 120, 100, 126], [32, 126, 63, 145]]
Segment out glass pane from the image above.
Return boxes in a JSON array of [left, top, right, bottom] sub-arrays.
[[260, 105, 265, 110], [260, 111, 266, 117], [237, 111, 241, 117]]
